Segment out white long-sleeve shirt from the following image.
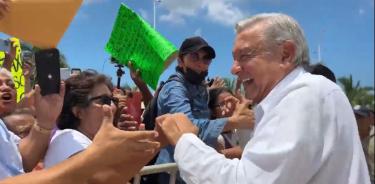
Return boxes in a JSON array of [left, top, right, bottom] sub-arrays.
[[174, 67, 370, 184]]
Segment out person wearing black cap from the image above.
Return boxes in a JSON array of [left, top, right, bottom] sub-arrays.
[[155, 36, 254, 184]]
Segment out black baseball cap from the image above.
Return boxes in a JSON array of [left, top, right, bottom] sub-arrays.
[[179, 36, 216, 59]]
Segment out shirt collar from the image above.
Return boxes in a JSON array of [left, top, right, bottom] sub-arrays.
[[254, 66, 306, 119]]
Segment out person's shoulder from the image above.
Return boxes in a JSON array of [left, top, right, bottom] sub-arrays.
[[51, 129, 91, 145], [159, 76, 187, 94], [293, 72, 342, 96], [45, 129, 91, 168]]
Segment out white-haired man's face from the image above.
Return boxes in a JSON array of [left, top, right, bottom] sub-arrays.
[[0, 73, 17, 117], [231, 24, 297, 104]]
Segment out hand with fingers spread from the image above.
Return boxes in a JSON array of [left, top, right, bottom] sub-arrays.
[[34, 82, 65, 130], [219, 95, 240, 117], [91, 105, 160, 168], [156, 113, 198, 146], [208, 77, 226, 90], [226, 98, 255, 130]]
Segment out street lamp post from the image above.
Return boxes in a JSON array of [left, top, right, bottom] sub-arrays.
[[153, 0, 161, 29]]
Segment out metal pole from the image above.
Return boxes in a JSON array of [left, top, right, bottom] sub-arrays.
[[153, 0, 156, 29], [318, 44, 321, 62]]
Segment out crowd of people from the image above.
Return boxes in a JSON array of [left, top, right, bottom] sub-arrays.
[[0, 0, 374, 183]]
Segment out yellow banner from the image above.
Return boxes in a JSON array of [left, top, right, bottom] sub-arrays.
[[0, 38, 25, 102]]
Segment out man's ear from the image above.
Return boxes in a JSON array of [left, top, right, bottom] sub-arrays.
[[177, 56, 184, 67], [280, 40, 296, 65], [72, 106, 82, 119]]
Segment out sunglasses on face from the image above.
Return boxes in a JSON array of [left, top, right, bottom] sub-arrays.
[[88, 95, 119, 106]]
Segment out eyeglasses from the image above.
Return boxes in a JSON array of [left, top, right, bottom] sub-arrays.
[[87, 95, 119, 106], [188, 52, 212, 64], [214, 101, 227, 109]]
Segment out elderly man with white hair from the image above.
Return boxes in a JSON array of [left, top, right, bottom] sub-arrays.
[[157, 13, 370, 184]]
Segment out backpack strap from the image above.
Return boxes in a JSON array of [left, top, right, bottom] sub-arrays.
[[142, 74, 181, 130]]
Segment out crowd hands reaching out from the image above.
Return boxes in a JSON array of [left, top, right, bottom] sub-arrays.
[[1, 3, 370, 183]]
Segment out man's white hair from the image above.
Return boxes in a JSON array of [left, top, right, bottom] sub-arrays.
[[0, 68, 14, 81], [235, 13, 310, 65]]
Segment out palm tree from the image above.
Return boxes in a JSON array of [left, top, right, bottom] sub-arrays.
[[59, 54, 69, 68], [338, 75, 374, 110]]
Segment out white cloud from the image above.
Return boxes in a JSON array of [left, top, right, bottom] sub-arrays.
[[158, 0, 246, 27], [83, 0, 108, 6], [205, 1, 246, 27], [160, 12, 186, 25], [194, 28, 202, 36], [160, 0, 202, 16]]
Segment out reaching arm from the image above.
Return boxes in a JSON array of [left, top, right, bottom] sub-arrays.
[[18, 83, 65, 172], [1, 105, 161, 184], [159, 82, 227, 146], [128, 61, 153, 106]]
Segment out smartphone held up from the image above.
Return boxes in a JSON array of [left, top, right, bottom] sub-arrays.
[[35, 48, 61, 96]]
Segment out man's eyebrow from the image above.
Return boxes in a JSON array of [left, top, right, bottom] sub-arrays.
[[236, 47, 256, 56]]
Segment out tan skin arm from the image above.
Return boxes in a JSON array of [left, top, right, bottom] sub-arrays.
[[0, 105, 161, 184]]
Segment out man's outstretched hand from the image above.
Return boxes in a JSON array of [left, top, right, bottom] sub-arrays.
[[155, 113, 198, 146]]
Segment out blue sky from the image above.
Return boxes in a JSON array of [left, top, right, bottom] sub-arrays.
[[2, 0, 374, 88]]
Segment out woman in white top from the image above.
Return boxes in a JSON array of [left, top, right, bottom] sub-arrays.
[[44, 71, 125, 183]]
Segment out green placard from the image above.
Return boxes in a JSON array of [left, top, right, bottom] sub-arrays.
[[106, 4, 178, 90]]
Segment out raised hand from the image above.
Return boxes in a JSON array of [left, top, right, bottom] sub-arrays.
[[91, 105, 160, 167], [34, 82, 65, 130], [227, 99, 255, 130], [208, 77, 225, 90]]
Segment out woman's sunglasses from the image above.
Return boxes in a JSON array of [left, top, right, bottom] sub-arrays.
[[88, 95, 119, 106]]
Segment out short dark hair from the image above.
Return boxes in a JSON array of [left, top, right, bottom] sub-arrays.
[[305, 63, 336, 83], [57, 71, 113, 130]]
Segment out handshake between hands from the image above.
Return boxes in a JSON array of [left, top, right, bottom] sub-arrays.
[[89, 105, 198, 169], [91, 94, 253, 170]]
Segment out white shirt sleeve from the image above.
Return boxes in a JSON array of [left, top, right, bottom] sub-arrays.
[[175, 133, 241, 184], [174, 80, 369, 184]]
